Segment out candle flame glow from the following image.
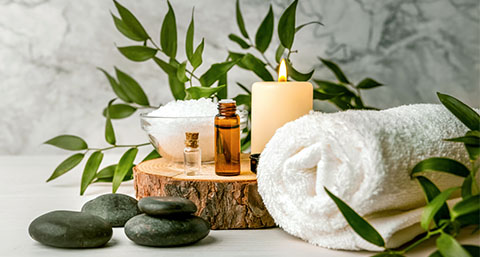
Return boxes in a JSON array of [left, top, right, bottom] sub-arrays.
[[278, 59, 287, 82]]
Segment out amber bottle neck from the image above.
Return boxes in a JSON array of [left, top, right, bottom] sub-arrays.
[[218, 102, 237, 117]]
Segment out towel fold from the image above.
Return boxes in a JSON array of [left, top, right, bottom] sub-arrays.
[[257, 104, 471, 251]]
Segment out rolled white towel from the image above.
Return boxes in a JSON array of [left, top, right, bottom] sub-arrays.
[[257, 104, 471, 251]]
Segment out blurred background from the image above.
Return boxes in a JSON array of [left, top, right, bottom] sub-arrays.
[[0, 0, 479, 155]]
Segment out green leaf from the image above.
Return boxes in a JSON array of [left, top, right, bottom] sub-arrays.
[[324, 187, 385, 247], [186, 9, 195, 61], [286, 60, 313, 81], [102, 104, 136, 119], [241, 130, 251, 152], [113, 148, 138, 193], [217, 73, 228, 100], [44, 135, 88, 151], [168, 74, 186, 100], [113, 0, 149, 41], [142, 149, 161, 162], [466, 145, 480, 161], [191, 38, 204, 69], [98, 68, 131, 103], [200, 60, 238, 87], [314, 80, 350, 95], [117, 46, 157, 62], [452, 195, 480, 219], [161, 1, 177, 58], [80, 151, 104, 195], [229, 34, 250, 49], [430, 245, 479, 257], [236, 82, 251, 95], [111, 13, 144, 41], [278, 0, 298, 49], [313, 90, 336, 100], [421, 187, 458, 230], [456, 212, 480, 227], [168, 59, 186, 100], [463, 245, 480, 256], [176, 61, 189, 83], [416, 176, 451, 225], [437, 92, 480, 131], [354, 96, 365, 109], [233, 94, 251, 110], [115, 67, 150, 106], [330, 94, 355, 110], [235, 0, 249, 39], [185, 85, 226, 100], [295, 21, 323, 33], [105, 99, 116, 145], [95, 164, 116, 179], [228, 52, 249, 69], [94, 165, 133, 183], [241, 54, 274, 81], [153, 57, 176, 76], [275, 44, 285, 63], [46, 153, 84, 182], [319, 58, 350, 84], [436, 233, 471, 257], [357, 78, 383, 89], [462, 175, 473, 199], [255, 5, 274, 53], [411, 157, 470, 178], [445, 131, 480, 146]]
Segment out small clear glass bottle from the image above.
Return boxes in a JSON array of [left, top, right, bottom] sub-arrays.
[[184, 132, 201, 176]]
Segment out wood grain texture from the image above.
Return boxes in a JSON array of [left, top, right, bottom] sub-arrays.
[[133, 154, 275, 229]]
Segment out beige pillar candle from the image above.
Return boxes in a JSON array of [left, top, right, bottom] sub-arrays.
[[251, 59, 313, 154]]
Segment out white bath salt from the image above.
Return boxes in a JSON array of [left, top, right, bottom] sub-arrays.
[[143, 98, 217, 162], [148, 98, 217, 117]]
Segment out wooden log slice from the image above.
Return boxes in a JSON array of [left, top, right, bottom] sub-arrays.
[[133, 154, 275, 229]]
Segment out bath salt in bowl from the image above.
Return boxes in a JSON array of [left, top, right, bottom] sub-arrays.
[[141, 98, 217, 162]]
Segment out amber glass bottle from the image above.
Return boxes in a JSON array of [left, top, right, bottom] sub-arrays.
[[215, 99, 241, 176]]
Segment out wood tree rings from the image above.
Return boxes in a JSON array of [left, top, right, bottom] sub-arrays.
[[133, 154, 275, 229]]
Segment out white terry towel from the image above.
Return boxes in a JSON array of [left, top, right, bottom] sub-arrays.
[[257, 104, 471, 251]]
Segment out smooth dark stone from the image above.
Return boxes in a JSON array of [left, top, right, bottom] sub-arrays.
[[138, 196, 197, 216], [124, 214, 210, 247], [28, 210, 112, 248], [81, 193, 141, 227]]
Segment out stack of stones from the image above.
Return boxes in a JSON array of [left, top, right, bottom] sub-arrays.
[[28, 194, 210, 248], [125, 196, 210, 246]]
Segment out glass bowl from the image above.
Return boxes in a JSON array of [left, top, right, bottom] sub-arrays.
[[140, 109, 248, 163], [140, 114, 215, 162]]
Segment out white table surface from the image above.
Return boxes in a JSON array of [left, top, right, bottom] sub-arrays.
[[1, 155, 478, 257]]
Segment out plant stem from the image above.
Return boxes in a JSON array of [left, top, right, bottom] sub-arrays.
[[469, 166, 480, 193], [286, 49, 299, 61], [396, 224, 447, 254], [247, 39, 276, 70], [148, 39, 200, 81], [89, 142, 150, 152]]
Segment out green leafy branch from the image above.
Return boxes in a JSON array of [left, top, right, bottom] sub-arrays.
[[228, 0, 383, 117], [324, 93, 480, 256], [44, 0, 385, 194], [44, 98, 160, 195]]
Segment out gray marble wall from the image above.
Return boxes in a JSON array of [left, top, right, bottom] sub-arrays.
[[0, 0, 479, 155]]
